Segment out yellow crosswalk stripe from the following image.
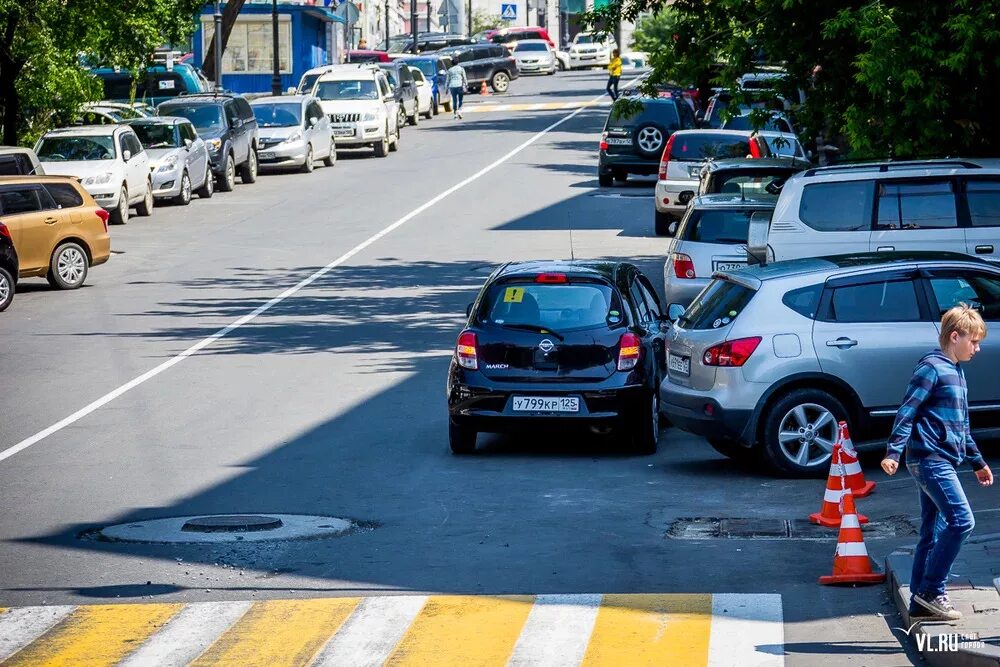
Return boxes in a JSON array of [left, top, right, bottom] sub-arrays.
[[2, 603, 181, 667], [581, 594, 713, 666], [190, 598, 360, 667], [386, 595, 534, 666]]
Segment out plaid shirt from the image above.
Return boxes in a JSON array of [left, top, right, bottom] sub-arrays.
[[886, 350, 987, 471]]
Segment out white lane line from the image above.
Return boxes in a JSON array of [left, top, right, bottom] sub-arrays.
[[0, 75, 642, 466], [311, 595, 428, 667], [507, 593, 602, 667], [0, 605, 75, 661], [118, 601, 252, 667], [707, 594, 784, 667]]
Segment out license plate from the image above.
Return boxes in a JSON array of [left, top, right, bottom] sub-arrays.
[[606, 137, 632, 145], [512, 396, 579, 413], [581, 56, 595, 60], [258, 151, 275, 160], [334, 129, 354, 137], [713, 261, 747, 271], [668, 354, 690, 375]]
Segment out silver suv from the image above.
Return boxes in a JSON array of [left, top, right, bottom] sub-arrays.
[[660, 252, 1000, 476]]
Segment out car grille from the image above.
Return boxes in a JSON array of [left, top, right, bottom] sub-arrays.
[[330, 113, 361, 123], [259, 138, 283, 149]]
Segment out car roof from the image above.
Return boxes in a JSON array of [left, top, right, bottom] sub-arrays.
[[671, 129, 755, 140], [252, 95, 310, 104], [494, 260, 625, 282], [728, 252, 993, 283], [0, 145, 35, 154], [798, 159, 999, 180], [316, 68, 380, 81], [706, 157, 809, 171], [690, 194, 777, 208], [43, 125, 127, 136], [514, 39, 549, 45], [0, 174, 84, 185], [128, 116, 185, 125]]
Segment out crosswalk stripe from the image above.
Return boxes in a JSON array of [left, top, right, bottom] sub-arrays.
[[507, 593, 602, 667], [190, 598, 360, 667], [386, 595, 535, 666], [707, 594, 784, 667], [464, 100, 609, 114], [3, 603, 181, 666], [118, 600, 252, 667], [312, 595, 428, 667], [0, 606, 75, 662], [581, 594, 713, 666]]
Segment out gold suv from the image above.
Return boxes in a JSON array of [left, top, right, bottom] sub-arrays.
[[0, 176, 111, 289]]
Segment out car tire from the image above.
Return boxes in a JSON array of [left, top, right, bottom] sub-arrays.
[[323, 144, 336, 167], [633, 122, 667, 159], [630, 390, 659, 455], [110, 186, 129, 225], [135, 181, 153, 216], [0, 266, 14, 312], [490, 70, 510, 93], [239, 148, 258, 184], [173, 171, 192, 206], [654, 210, 674, 236], [598, 172, 613, 187], [408, 106, 419, 126], [761, 388, 848, 477], [374, 130, 389, 158], [449, 419, 477, 454], [432, 95, 439, 116], [423, 104, 433, 120], [390, 126, 400, 152], [707, 437, 759, 464], [300, 146, 314, 173], [397, 106, 407, 129], [218, 154, 236, 192], [196, 169, 214, 198], [47, 241, 88, 290]]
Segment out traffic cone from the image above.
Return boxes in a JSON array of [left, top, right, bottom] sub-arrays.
[[818, 491, 886, 585], [837, 421, 876, 498], [809, 443, 869, 528], [480, 80, 490, 96]]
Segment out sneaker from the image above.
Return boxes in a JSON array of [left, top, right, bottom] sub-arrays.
[[913, 593, 963, 621], [457, 111, 463, 119], [908, 598, 934, 619]]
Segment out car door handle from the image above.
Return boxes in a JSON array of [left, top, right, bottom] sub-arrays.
[[826, 337, 858, 349], [976, 245, 994, 254], [876, 246, 894, 252], [44, 216, 58, 225]]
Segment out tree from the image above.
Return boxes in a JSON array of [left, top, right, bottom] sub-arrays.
[[629, 10, 677, 54], [471, 10, 504, 36], [200, 0, 247, 84]]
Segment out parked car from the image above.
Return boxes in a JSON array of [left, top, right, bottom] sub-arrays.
[[346, 50, 391, 63], [721, 111, 795, 135], [87, 101, 155, 119], [436, 44, 519, 93], [698, 157, 810, 197], [660, 252, 1000, 476], [312, 65, 400, 158], [512, 39, 557, 75], [252, 95, 335, 172], [384, 32, 473, 53], [598, 93, 698, 188], [75, 106, 124, 126], [90, 63, 208, 106], [567, 32, 615, 69], [0, 175, 110, 289], [654, 130, 771, 233], [0, 219, 17, 311], [157, 92, 259, 192], [490, 26, 556, 50], [621, 51, 648, 69], [447, 260, 669, 454], [759, 132, 809, 161], [407, 67, 435, 120], [34, 125, 153, 225], [378, 61, 420, 127], [128, 117, 213, 205], [0, 146, 44, 176], [767, 159, 1000, 264], [397, 55, 453, 114], [662, 194, 776, 306]]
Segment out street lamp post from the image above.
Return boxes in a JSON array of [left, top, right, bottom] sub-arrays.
[[271, 0, 281, 96], [467, 0, 472, 36], [385, 0, 391, 49], [213, 0, 223, 91], [410, 0, 418, 53], [426, 0, 430, 33]]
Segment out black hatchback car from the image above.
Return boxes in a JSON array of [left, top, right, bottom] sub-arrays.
[[447, 261, 669, 455], [0, 221, 19, 312], [377, 62, 419, 127], [598, 93, 698, 186]]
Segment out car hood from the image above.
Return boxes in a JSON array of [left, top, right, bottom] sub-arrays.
[[257, 126, 304, 141], [146, 147, 185, 167], [39, 161, 123, 179], [318, 100, 382, 115]]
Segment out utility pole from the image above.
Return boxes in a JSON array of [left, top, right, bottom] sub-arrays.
[[426, 0, 430, 32], [467, 0, 472, 36], [271, 0, 281, 95], [410, 0, 418, 52], [385, 0, 391, 48], [213, 0, 223, 91]]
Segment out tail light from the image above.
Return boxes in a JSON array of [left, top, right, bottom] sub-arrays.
[[617, 332, 641, 371], [702, 336, 762, 367], [456, 331, 478, 370], [658, 134, 676, 180], [671, 253, 695, 279], [535, 273, 567, 284], [0, 222, 10, 240], [748, 137, 762, 158], [600, 131, 608, 151], [95, 208, 110, 232]]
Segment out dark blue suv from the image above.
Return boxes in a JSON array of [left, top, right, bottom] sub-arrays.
[[397, 55, 453, 114]]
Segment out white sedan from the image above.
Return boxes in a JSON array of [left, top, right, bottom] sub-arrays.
[[408, 66, 435, 120]]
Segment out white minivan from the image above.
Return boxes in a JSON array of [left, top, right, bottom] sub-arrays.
[[767, 160, 1000, 264]]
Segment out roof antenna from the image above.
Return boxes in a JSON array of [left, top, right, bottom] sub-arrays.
[[569, 228, 576, 261]]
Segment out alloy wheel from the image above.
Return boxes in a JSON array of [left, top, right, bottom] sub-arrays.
[[777, 403, 837, 467], [0, 272, 9, 305], [57, 247, 86, 286], [637, 127, 663, 153]]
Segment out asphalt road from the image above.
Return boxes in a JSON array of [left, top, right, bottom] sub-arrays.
[[1, 69, 996, 666]]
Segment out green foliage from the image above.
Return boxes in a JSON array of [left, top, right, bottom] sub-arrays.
[[630, 10, 676, 54], [471, 10, 505, 35]]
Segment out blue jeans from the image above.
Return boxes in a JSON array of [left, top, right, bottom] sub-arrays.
[[449, 87, 464, 112], [907, 457, 975, 598]]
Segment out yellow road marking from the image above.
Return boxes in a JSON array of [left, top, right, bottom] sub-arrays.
[[581, 594, 712, 667], [386, 595, 534, 666], [190, 598, 360, 667], [4, 603, 181, 667]]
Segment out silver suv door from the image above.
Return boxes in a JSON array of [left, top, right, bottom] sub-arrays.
[[812, 270, 939, 410], [961, 177, 1000, 264]]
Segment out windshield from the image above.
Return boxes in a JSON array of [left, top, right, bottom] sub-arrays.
[[681, 209, 771, 244], [480, 281, 621, 332], [36, 135, 115, 161], [130, 124, 179, 148], [159, 104, 223, 133], [722, 115, 792, 133], [515, 42, 548, 52], [253, 103, 302, 127], [574, 34, 594, 44], [314, 80, 378, 100]]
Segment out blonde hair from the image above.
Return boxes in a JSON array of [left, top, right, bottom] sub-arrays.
[[939, 303, 987, 348]]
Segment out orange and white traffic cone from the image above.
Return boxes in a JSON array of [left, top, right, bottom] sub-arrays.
[[809, 443, 869, 528], [819, 491, 886, 585], [837, 421, 876, 498], [480, 80, 490, 96]]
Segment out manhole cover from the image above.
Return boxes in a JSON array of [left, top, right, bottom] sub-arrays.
[[667, 516, 916, 540], [86, 514, 361, 544], [181, 515, 283, 533]]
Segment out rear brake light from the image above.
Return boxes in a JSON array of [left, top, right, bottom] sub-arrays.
[[0, 223, 9, 240], [749, 138, 762, 158], [658, 134, 676, 181], [702, 336, 762, 367], [617, 332, 641, 371], [535, 273, 567, 284], [95, 208, 110, 231], [456, 330, 478, 370], [600, 131, 608, 151], [672, 253, 695, 279]]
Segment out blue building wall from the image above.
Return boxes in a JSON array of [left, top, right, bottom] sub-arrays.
[[194, 5, 344, 94]]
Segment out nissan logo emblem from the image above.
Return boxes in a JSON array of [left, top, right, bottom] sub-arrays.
[[539, 339, 555, 352]]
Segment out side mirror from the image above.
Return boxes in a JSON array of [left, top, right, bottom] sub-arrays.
[[232, 117, 243, 128], [465, 302, 474, 317], [183, 138, 193, 148], [667, 303, 685, 322], [122, 149, 132, 161], [286, 86, 297, 94], [746, 211, 771, 266]]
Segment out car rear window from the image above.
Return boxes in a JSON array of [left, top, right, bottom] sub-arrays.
[[679, 279, 755, 329], [608, 99, 679, 130], [670, 134, 750, 161], [479, 280, 624, 332], [682, 209, 769, 244], [708, 170, 792, 197]]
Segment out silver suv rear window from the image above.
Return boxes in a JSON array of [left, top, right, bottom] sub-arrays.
[[679, 279, 755, 329]]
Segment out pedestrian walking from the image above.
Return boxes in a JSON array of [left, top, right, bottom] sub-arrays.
[[882, 304, 994, 621], [606, 49, 622, 101], [446, 62, 468, 119]]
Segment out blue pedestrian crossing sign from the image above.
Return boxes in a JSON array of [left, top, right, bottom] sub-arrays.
[[501, 3, 517, 20]]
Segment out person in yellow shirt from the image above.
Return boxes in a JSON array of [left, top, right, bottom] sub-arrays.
[[606, 49, 622, 100]]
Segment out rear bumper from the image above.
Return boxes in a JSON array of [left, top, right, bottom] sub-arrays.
[[654, 179, 697, 214], [598, 152, 659, 175], [659, 383, 753, 441]]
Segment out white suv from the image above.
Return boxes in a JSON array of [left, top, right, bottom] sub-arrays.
[[312, 66, 400, 158], [34, 125, 153, 225], [568, 32, 615, 69]]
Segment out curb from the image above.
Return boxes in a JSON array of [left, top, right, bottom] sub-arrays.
[[885, 552, 1000, 667]]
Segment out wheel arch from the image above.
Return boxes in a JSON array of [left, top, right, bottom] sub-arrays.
[[52, 236, 94, 266], [749, 372, 865, 446]]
